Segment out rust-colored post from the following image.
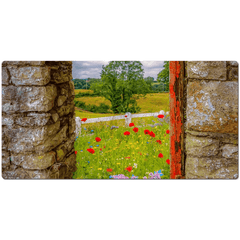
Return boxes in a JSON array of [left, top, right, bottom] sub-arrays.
[[169, 61, 185, 179]]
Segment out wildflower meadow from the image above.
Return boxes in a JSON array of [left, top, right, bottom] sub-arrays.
[[73, 114, 170, 179]]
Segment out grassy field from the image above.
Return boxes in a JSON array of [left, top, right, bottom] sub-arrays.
[[73, 89, 170, 179], [73, 118, 170, 179], [75, 91, 169, 115]]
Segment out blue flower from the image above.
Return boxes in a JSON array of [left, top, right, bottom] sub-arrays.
[[84, 128, 87, 130], [96, 145, 99, 147], [91, 130, 94, 132], [147, 142, 149, 144], [88, 161, 90, 164], [81, 150, 83, 152], [88, 142, 90, 144], [90, 146, 93, 148], [109, 176, 113, 179]]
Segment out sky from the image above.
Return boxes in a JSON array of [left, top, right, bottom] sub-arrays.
[[72, 61, 165, 80]]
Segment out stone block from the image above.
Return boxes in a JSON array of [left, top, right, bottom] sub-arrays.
[[187, 61, 227, 80], [229, 61, 238, 67], [2, 114, 15, 125], [24, 169, 49, 179], [2, 167, 30, 179], [34, 124, 68, 153], [69, 116, 76, 135], [9, 66, 50, 86], [186, 134, 219, 157], [50, 110, 59, 123], [11, 151, 56, 170], [2, 85, 57, 112], [2, 151, 10, 169], [51, 65, 71, 84], [57, 104, 74, 117], [187, 81, 238, 134], [185, 156, 238, 179], [2, 67, 9, 85], [228, 67, 238, 81], [2, 129, 9, 151], [15, 113, 51, 127], [63, 153, 77, 178], [57, 95, 67, 107], [69, 81, 75, 96], [56, 138, 75, 162], [221, 144, 238, 159], [6, 121, 60, 154], [49, 163, 67, 179], [61, 88, 68, 96]]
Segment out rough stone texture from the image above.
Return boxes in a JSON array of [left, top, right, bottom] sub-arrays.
[[2, 67, 9, 85], [57, 95, 67, 106], [228, 67, 238, 81], [2, 61, 76, 179], [187, 61, 227, 80], [186, 135, 219, 157], [187, 81, 238, 134], [2, 151, 10, 169], [221, 144, 238, 159], [2, 85, 58, 112], [9, 66, 51, 86], [11, 151, 56, 170], [185, 157, 238, 179], [185, 61, 238, 179]]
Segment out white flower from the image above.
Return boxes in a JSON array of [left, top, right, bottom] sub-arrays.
[[133, 163, 138, 168]]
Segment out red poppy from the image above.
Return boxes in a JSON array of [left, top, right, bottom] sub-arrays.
[[81, 118, 87, 122], [104, 146, 106, 148], [158, 114, 164, 118], [166, 130, 170, 134], [166, 159, 170, 165], [125, 115, 127, 117], [125, 166, 132, 172], [156, 140, 162, 144], [139, 152, 142, 155], [129, 123, 134, 127], [75, 151, 77, 154], [144, 129, 150, 135], [124, 131, 130, 136], [158, 153, 163, 158], [133, 127, 138, 133], [149, 131, 155, 137], [87, 148, 95, 154], [100, 148, 102, 151], [125, 157, 130, 159], [107, 168, 113, 172], [95, 137, 101, 142]]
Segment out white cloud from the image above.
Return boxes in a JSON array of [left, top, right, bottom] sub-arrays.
[[72, 61, 165, 80]]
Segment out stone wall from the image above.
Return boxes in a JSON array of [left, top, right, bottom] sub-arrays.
[[185, 61, 238, 179], [2, 61, 77, 179]]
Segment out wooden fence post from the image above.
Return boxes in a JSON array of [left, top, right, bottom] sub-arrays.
[[125, 112, 132, 127], [169, 61, 185, 179], [75, 117, 82, 137]]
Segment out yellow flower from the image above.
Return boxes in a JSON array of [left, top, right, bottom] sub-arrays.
[[98, 168, 102, 170], [136, 147, 139, 150], [90, 167, 93, 168], [116, 163, 121, 165]]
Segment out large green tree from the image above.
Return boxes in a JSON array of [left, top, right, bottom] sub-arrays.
[[90, 61, 150, 113], [157, 61, 169, 91]]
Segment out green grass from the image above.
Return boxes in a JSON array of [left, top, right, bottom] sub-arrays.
[[73, 117, 170, 179]]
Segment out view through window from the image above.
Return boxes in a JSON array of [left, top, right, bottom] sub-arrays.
[[72, 61, 170, 179]]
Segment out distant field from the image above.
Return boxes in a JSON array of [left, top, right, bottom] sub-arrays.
[[74, 89, 94, 94], [75, 91, 169, 115]]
